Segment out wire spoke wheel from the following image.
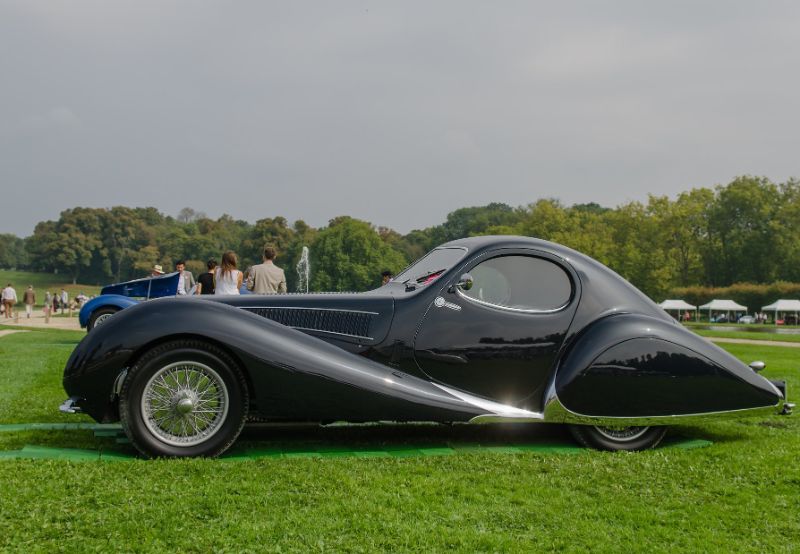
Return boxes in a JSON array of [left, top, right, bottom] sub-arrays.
[[93, 312, 114, 327], [141, 361, 229, 447]]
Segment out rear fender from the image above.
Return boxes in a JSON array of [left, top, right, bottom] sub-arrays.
[[546, 313, 782, 420]]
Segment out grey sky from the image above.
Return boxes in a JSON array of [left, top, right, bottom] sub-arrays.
[[2, 1, 798, 237]]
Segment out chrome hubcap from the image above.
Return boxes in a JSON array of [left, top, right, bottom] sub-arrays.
[[594, 425, 650, 442], [141, 361, 229, 447]]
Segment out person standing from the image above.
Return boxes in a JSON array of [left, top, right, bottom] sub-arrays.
[[75, 291, 88, 306], [44, 291, 52, 316], [60, 288, 69, 314], [248, 246, 287, 294], [196, 259, 217, 295], [2, 283, 17, 319], [214, 251, 243, 295], [23, 285, 36, 319], [175, 260, 195, 295]]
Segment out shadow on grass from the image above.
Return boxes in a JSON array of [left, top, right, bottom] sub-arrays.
[[0, 422, 715, 461]]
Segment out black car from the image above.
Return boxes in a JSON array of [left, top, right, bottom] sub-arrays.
[[60, 236, 792, 457]]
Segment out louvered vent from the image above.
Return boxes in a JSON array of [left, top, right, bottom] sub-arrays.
[[243, 308, 374, 338]]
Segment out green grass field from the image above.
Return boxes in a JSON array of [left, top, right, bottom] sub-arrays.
[[0, 326, 798, 551], [0, 270, 102, 307]]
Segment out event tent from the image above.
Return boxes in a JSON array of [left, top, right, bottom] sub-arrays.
[[698, 299, 747, 321], [761, 299, 800, 312], [659, 299, 697, 311], [659, 299, 697, 321], [761, 299, 800, 324]]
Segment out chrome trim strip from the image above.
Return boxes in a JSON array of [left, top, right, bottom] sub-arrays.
[[241, 306, 379, 315], [455, 288, 571, 314], [292, 327, 374, 341], [431, 383, 544, 422]]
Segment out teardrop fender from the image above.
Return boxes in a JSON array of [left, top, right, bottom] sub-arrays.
[[543, 313, 783, 422], [64, 298, 487, 423]]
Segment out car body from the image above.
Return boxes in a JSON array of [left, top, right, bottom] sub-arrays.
[[79, 272, 181, 331], [61, 236, 792, 457], [738, 315, 756, 324]]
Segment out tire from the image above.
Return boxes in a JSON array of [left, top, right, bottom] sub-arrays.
[[119, 339, 249, 458], [87, 307, 120, 331], [568, 424, 667, 451]]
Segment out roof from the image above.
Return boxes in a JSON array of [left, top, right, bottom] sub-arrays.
[[659, 299, 697, 310], [761, 299, 800, 311], [698, 299, 747, 311]]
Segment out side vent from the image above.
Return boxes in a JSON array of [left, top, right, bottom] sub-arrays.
[[243, 307, 374, 339]]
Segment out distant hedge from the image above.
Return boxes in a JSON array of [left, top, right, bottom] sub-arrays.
[[670, 282, 800, 313]]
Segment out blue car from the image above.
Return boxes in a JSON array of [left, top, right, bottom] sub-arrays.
[[79, 272, 181, 331]]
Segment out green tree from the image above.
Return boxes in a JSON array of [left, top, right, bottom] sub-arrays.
[[310, 217, 408, 291]]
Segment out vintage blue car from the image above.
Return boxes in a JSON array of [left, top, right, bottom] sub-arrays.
[[79, 272, 181, 331]]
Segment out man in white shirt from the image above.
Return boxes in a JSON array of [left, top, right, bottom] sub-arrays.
[[175, 260, 195, 295], [248, 247, 287, 294], [60, 289, 68, 313], [1, 283, 17, 319]]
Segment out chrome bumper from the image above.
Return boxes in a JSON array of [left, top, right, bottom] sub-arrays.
[[59, 397, 83, 414]]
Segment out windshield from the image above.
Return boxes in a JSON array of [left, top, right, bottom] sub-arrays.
[[394, 247, 467, 287]]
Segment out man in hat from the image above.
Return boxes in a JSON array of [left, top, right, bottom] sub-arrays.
[[151, 264, 165, 277]]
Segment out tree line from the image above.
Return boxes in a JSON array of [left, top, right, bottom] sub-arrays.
[[1, 175, 798, 300]]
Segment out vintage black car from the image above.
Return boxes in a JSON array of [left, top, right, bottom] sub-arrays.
[[61, 236, 792, 458]]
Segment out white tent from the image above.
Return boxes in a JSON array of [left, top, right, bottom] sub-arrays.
[[761, 299, 800, 312], [761, 299, 800, 324], [659, 299, 697, 321], [698, 299, 747, 311], [659, 299, 697, 311], [698, 299, 747, 322]]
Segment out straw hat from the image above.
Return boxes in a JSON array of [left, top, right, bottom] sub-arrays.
[[152, 265, 165, 274]]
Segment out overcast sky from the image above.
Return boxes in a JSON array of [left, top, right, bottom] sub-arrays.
[[2, 1, 799, 237]]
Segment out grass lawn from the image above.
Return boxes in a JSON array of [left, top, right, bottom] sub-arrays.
[[0, 270, 102, 307], [0, 326, 798, 551]]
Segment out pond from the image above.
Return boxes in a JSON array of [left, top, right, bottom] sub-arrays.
[[692, 325, 800, 335]]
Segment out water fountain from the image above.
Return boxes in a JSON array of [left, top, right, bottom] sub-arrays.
[[296, 246, 310, 293]]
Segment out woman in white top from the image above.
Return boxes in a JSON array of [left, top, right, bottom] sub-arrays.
[[214, 251, 243, 295]]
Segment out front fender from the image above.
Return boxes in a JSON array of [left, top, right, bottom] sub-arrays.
[[78, 295, 140, 328], [552, 313, 782, 418], [64, 297, 488, 423]]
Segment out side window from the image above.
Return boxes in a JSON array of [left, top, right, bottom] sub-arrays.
[[460, 255, 572, 311]]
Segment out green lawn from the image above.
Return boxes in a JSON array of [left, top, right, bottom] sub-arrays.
[[0, 270, 101, 307], [0, 326, 798, 552]]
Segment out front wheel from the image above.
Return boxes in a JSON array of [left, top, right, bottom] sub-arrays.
[[119, 339, 248, 458], [568, 424, 667, 451], [87, 306, 120, 331]]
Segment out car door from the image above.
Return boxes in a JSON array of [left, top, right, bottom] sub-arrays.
[[413, 250, 578, 412]]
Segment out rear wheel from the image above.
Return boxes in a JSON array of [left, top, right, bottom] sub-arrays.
[[568, 424, 667, 451], [87, 307, 119, 331], [119, 339, 248, 458]]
